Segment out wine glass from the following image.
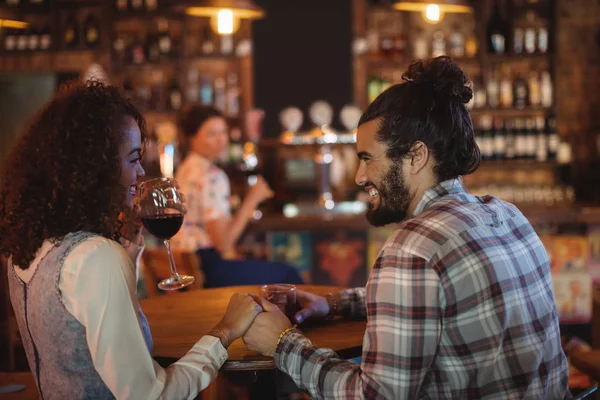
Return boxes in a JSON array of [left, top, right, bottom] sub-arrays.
[[138, 177, 194, 290]]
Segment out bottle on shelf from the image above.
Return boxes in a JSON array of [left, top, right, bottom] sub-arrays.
[[487, 0, 508, 54], [513, 73, 529, 109], [412, 28, 428, 59], [546, 116, 559, 161], [63, 14, 79, 48], [146, 33, 161, 63], [226, 72, 240, 118], [525, 118, 537, 160], [504, 119, 516, 160], [168, 78, 183, 112], [201, 26, 214, 55], [492, 118, 506, 160], [27, 27, 40, 52], [17, 28, 29, 51], [431, 30, 446, 58], [146, 0, 158, 12], [393, 33, 407, 60], [499, 67, 513, 108], [540, 71, 553, 108], [513, 27, 524, 54], [465, 34, 478, 58], [214, 77, 226, 113], [535, 116, 548, 162], [4, 29, 17, 52], [220, 34, 234, 56], [40, 24, 52, 51], [150, 70, 166, 112], [487, 70, 500, 109], [528, 71, 541, 107], [200, 76, 213, 105], [83, 14, 101, 48], [185, 67, 200, 103], [479, 116, 494, 160], [538, 26, 549, 54], [524, 25, 536, 54], [130, 0, 143, 11], [115, 0, 129, 12], [514, 118, 526, 160], [379, 35, 394, 58], [473, 75, 487, 109], [157, 20, 172, 60], [448, 26, 465, 58], [131, 37, 146, 64]]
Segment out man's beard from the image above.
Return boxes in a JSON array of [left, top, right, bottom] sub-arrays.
[[366, 163, 411, 227]]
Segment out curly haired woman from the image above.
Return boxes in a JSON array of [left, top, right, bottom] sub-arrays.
[[0, 81, 263, 399]]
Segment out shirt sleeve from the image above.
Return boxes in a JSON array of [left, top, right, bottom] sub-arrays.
[[274, 243, 442, 399], [59, 237, 228, 400], [202, 169, 231, 222], [339, 287, 367, 319]]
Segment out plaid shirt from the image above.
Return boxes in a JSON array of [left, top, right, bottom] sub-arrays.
[[275, 180, 570, 399]]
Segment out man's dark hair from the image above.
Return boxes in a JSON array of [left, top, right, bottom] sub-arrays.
[[359, 56, 480, 181]]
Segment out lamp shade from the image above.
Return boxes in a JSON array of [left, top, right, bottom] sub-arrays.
[[184, 0, 265, 19], [393, 0, 472, 14], [0, 6, 28, 29]]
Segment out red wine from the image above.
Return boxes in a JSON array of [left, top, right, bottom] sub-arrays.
[[142, 214, 183, 240]]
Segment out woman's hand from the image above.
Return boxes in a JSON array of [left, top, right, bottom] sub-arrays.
[[247, 175, 274, 205], [118, 204, 144, 248], [211, 293, 264, 348]]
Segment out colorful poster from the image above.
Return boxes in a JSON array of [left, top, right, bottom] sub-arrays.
[[545, 235, 588, 274], [269, 231, 313, 272], [367, 227, 397, 274], [312, 230, 368, 287], [587, 224, 600, 283], [552, 269, 592, 324]]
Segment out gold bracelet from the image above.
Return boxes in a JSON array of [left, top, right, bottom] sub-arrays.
[[208, 329, 229, 348], [276, 326, 296, 347]]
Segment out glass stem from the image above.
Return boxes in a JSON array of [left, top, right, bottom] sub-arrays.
[[164, 239, 179, 278]]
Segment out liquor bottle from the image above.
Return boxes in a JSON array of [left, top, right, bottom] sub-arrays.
[[220, 34, 233, 56], [492, 118, 506, 160], [27, 27, 40, 52], [535, 117, 548, 162], [146, 33, 160, 63], [17, 29, 28, 51], [499, 69, 513, 108], [157, 20, 172, 59], [145, 0, 158, 12], [524, 26, 536, 54], [431, 30, 446, 58], [63, 14, 79, 48], [83, 14, 100, 48], [540, 71, 553, 108], [538, 26, 549, 54], [546, 117, 559, 161], [150, 70, 166, 111], [525, 118, 537, 160], [168, 79, 183, 111], [528, 71, 541, 107], [226, 72, 240, 118], [115, 0, 129, 12], [413, 28, 428, 59], [214, 77, 226, 113], [4, 29, 17, 52], [185, 67, 199, 103], [465, 34, 478, 58], [448, 26, 465, 58], [480, 116, 494, 160], [200, 76, 213, 105], [513, 74, 529, 109], [487, 71, 500, 108], [380, 35, 394, 58], [201, 26, 214, 55], [131, 38, 146, 64], [130, 0, 143, 11], [504, 119, 516, 160], [473, 75, 487, 109], [393, 33, 407, 59], [40, 24, 52, 51], [487, 0, 508, 54], [514, 119, 526, 160], [512, 27, 523, 55]]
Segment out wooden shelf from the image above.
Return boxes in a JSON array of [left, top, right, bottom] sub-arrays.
[[484, 53, 552, 63], [0, 49, 110, 73], [477, 159, 558, 170], [469, 107, 553, 118]]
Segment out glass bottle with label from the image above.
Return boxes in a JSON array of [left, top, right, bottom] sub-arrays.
[[431, 30, 446, 58], [514, 119, 526, 160], [220, 34, 234, 56], [200, 76, 213, 105], [500, 68, 513, 108], [493, 118, 506, 160], [448, 26, 465, 58], [465, 34, 478, 58], [83, 14, 100, 48], [504, 119, 516, 160], [528, 71, 541, 107], [158, 20, 171, 60], [27, 27, 40, 52], [168, 78, 183, 111], [513, 27, 524, 54], [487, 0, 508, 54], [535, 116, 548, 162], [17, 29, 28, 51], [513, 74, 529, 109], [63, 14, 79, 48], [473, 75, 487, 109], [413, 28, 428, 59], [487, 71, 500, 109], [202, 26, 214, 55], [4, 29, 17, 52], [40, 24, 52, 51], [538, 26, 549, 53], [214, 77, 226, 113], [226, 72, 240, 118], [525, 118, 537, 160], [540, 71, 553, 108]]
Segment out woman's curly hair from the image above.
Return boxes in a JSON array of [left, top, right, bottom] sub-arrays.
[[0, 80, 146, 268]]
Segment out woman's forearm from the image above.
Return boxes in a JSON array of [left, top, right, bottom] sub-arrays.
[[217, 195, 259, 254]]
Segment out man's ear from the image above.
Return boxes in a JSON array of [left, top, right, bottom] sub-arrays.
[[407, 141, 430, 175]]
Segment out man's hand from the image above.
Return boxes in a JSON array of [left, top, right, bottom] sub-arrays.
[[293, 290, 331, 324], [243, 297, 292, 357]]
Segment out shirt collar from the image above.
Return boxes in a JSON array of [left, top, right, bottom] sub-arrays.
[[412, 179, 465, 217]]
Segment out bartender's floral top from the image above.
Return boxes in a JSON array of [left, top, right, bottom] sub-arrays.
[[275, 179, 571, 399], [171, 153, 231, 251]]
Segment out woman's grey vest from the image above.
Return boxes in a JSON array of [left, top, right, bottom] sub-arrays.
[[7, 232, 153, 399]]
